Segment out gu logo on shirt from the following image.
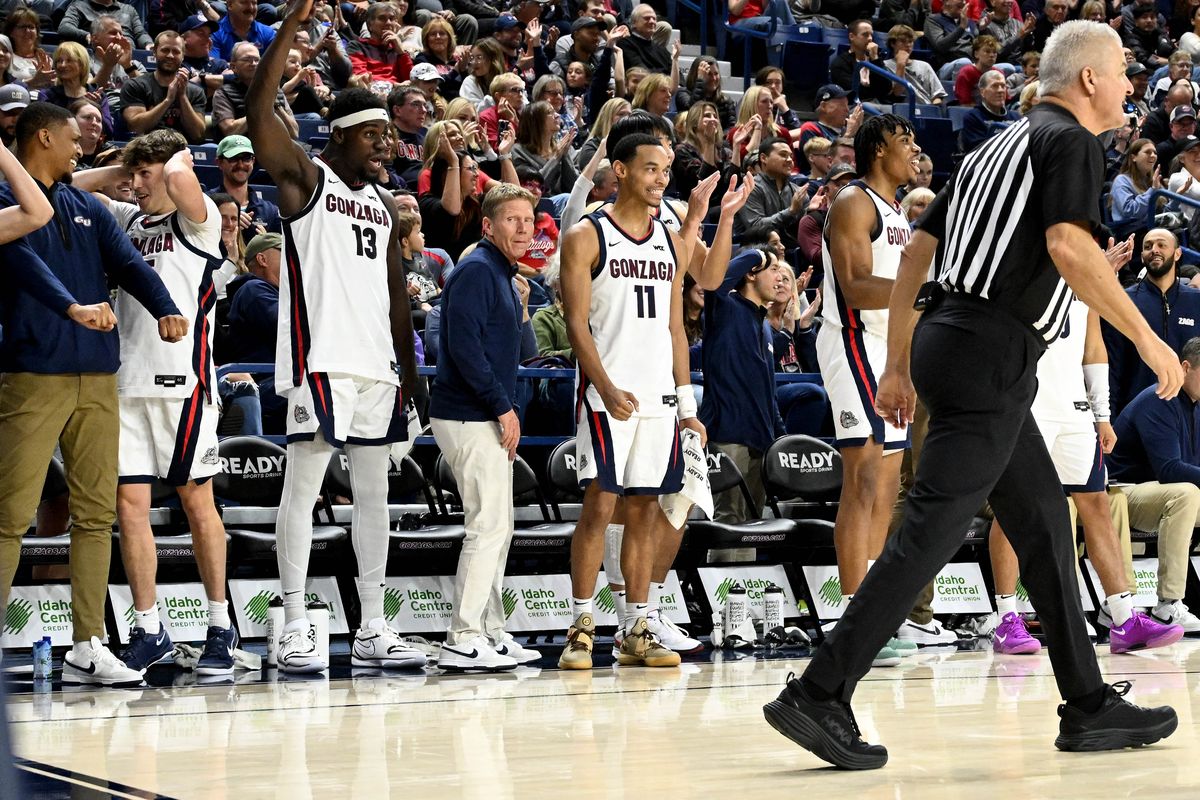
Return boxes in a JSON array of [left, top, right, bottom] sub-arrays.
[[607, 258, 675, 281], [886, 225, 911, 247]]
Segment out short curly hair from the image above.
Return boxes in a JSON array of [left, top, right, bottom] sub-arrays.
[[122, 129, 188, 169]]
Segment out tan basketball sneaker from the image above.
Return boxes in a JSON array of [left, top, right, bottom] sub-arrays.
[[558, 613, 595, 670], [616, 617, 681, 667]]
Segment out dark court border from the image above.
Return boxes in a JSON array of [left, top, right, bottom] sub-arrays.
[[13, 758, 177, 800]]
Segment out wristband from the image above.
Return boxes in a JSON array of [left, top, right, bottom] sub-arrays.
[[498, 153, 512, 160], [675, 385, 697, 421], [1082, 362, 1110, 422]]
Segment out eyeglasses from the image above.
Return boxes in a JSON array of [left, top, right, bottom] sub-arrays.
[[235, 56, 261, 64], [406, 100, 427, 108]]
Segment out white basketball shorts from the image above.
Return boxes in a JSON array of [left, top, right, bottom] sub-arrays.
[[816, 323, 909, 452], [287, 372, 409, 448], [118, 394, 220, 486], [576, 407, 684, 496], [1035, 416, 1105, 492]]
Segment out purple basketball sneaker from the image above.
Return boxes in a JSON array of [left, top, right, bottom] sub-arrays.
[[993, 612, 1042, 655], [1109, 611, 1185, 654]]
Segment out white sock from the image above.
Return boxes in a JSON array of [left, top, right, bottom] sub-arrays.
[[573, 597, 593, 616], [1106, 592, 1134, 626], [277, 439, 336, 624], [613, 589, 626, 621], [348, 445, 390, 625], [208, 600, 231, 630], [284, 617, 310, 634], [650, 581, 667, 613], [134, 605, 161, 634], [625, 602, 649, 632], [995, 593, 1017, 617]]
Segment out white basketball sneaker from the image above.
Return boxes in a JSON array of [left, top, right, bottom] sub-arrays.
[[352, 619, 428, 670], [489, 631, 541, 664], [1151, 599, 1200, 633], [62, 637, 144, 688], [439, 634, 518, 672], [647, 609, 703, 654], [277, 622, 328, 674], [896, 618, 959, 646]]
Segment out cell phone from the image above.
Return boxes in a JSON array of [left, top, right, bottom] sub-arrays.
[[498, 119, 511, 135]]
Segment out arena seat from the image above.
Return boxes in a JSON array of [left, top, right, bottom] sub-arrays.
[[683, 448, 803, 554], [19, 459, 70, 565], [544, 438, 582, 520], [762, 434, 842, 521]]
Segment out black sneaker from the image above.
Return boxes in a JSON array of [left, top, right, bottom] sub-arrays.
[[1055, 681, 1178, 752], [763, 672, 888, 770]]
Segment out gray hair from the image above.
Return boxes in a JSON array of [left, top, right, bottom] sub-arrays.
[[1182, 336, 1200, 366], [91, 14, 121, 37], [1038, 20, 1122, 97], [979, 69, 1006, 90], [231, 41, 260, 62]]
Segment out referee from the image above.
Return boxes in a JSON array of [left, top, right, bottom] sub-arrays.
[[764, 21, 1182, 769]]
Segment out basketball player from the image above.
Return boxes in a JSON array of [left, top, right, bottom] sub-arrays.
[[83, 131, 240, 675], [247, 0, 425, 674], [989, 294, 1185, 655], [815, 114, 922, 665]]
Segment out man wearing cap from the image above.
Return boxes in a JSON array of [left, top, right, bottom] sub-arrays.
[[0, 84, 29, 147], [1124, 2, 1172, 69], [1141, 81, 1193, 144], [179, 15, 230, 99], [208, 134, 282, 234], [1156, 105, 1196, 166], [736, 137, 805, 251], [121, 30, 208, 143], [410, 62, 447, 119], [58, 0, 153, 49], [799, 84, 855, 148], [210, 0, 277, 62], [227, 232, 287, 430], [551, 16, 605, 79], [387, 85, 428, 186], [1126, 61, 1152, 119], [213, 42, 299, 139]]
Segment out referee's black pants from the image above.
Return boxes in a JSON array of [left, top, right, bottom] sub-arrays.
[[804, 294, 1104, 703]]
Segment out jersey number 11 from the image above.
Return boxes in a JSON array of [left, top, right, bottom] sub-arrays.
[[634, 284, 657, 319]]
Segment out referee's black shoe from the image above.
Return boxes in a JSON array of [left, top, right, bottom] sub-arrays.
[[1055, 681, 1178, 752], [763, 673, 888, 770]]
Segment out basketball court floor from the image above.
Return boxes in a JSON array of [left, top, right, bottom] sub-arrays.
[[4, 637, 1200, 799]]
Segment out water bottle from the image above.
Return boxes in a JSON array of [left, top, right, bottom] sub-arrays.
[[266, 596, 284, 667], [32, 636, 51, 680], [306, 601, 330, 670], [763, 584, 785, 634], [723, 582, 748, 640]]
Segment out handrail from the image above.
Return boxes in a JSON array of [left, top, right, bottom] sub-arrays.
[[217, 364, 825, 385], [853, 60, 916, 120], [1146, 189, 1200, 262]]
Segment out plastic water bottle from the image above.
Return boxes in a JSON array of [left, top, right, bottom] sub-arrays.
[[266, 596, 284, 667], [723, 582, 748, 640], [763, 584, 785, 633], [306, 601, 330, 670], [32, 636, 52, 680]]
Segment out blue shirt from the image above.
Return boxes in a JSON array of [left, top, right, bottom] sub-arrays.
[[430, 238, 523, 421], [227, 274, 278, 364], [1109, 384, 1200, 486], [210, 16, 277, 62], [0, 182, 179, 374]]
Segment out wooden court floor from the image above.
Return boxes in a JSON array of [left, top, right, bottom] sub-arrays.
[[5, 639, 1200, 799]]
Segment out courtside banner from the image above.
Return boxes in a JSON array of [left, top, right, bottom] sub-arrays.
[[383, 576, 456, 633], [698, 565, 801, 620], [1014, 561, 1100, 613], [592, 571, 690, 626], [801, 564, 847, 620], [1089, 558, 1158, 609], [228, 577, 349, 638], [108, 583, 211, 644], [805, 562, 993, 620], [2, 585, 102, 647]]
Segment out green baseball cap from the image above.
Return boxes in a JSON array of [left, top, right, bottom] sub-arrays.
[[217, 134, 254, 159], [245, 232, 282, 262]]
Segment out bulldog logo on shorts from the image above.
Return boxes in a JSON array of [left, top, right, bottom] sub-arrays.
[[839, 410, 859, 429], [201, 447, 219, 465], [294, 405, 311, 423]]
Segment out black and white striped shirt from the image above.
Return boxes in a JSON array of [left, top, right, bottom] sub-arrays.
[[916, 103, 1105, 344]]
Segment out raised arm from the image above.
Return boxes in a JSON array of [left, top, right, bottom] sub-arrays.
[[247, 0, 319, 214], [668, 235, 705, 445], [0, 143, 53, 243], [828, 187, 897, 309], [692, 174, 753, 291], [163, 149, 209, 224]]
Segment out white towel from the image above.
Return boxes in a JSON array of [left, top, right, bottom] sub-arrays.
[[659, 428, 713, 528]]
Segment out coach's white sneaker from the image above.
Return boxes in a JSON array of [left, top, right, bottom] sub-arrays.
[[62, 637, 143, 688], [1151, 600, 1200, 633], [896, 618, 958, 646], [439, 635, 518, 672], [277, 622, 328, 674], [489, 631, 541, 665], [647, 610, 704, 654], [352, 619, 427, 670]]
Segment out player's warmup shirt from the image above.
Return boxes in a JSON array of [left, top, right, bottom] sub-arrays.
[[109, 195, 225, 399], [582, 211, 679, 416], [821, 180, 910, 338], [277, 156, 397, 392]]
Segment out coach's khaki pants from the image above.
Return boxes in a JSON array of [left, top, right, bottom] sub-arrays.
[[0, 373, 118, 641], [432, 418, 515, 646], [1119, 481, 1200, 601]]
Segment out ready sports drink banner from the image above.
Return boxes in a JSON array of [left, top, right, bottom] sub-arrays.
[[804, 561, 994, 621], [2, 584, 105, 648], [228, 577, 349, 638], [108, 583, 212, 644], [697, 565, 801, 621]]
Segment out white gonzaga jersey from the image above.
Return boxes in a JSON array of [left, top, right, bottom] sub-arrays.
[[655, 199, 684, 233], [111, 196, 226, 400], [821, 180, 910, 339], [1032, 296, 1090, 422], [581, 210, 680, 417], [277, 157, 398, 392]]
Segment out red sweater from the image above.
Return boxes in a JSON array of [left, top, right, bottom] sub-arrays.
[[347, 37, 413, 84]]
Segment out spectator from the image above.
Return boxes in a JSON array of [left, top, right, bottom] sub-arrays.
[[575, 95, 628, 167], [801, 137, 833, 182], [552, 15, 604, 80], [420, 140, 487, 258], [795, 162, 855, 269], [226, 231, 284, 428], [954, 34, 1001, 106], [0, 34, 14, 85], [1150, 51, 1200, 109], [388, 85, 428, 186], [512, 100, 577, 196], [89, 14, 147, 113], [675, 55, 736, 130], [900, 186, 934, 221], [1007, 49, 1039, 98], [415, 17, 468, 102], [281, 46, 331, 119], [1106, 337, 1200, 632], [1125, 2, 1173, 69], [673, 100, 743, 213], [1109, 138, 1162, 240], [387, 0, 426, 53], [146, 0, 223, 36], [959, 69, 1019, 153], [59, 0, 152, 49], [877, 0, 931, 31], [1157, 105, 1197, 168], [290, 19, 351, 91], [179, 15, 229, 99], [924, 0, 976, 73], [70, 97, 115, 168], [766, 264, 827, 434], [210, 0, 276, 61], [563, 58, 591, 102], [736, 137, 804, 249], [1103, 229, 1200, 416], [0, 83, 27, 148], [631, 72, 671, 116], [532, 256, 571, 358], [729, 85, 784, 161], [213, 42, 299, 139], [981, 0, 1035, 64], [1142, 81, 1194, 144], [1021, 0, 1067, 55], [347, 1, 414, 87], [213, 191, 246, 271], [615, 4, 674, 73], [1126, 61, 1151, 118], [532, 73, 583, 143], [1181, 4, 1200, 59], [40, 43, 112, 138], [209, 134, 282, 234], [830, 19, 893, 105], [1167, 135, 1200, 221], [121, 31, 208, 143], [4, 7, 53, 89], [460, 37, 507, 109], [798, 83, 858, 148], [479, 72, 524, 148], [755, 65, 802, 131], [885, 24, 947, 105]]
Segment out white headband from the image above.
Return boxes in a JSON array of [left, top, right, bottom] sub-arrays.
[[329, 108, 390, 130]]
